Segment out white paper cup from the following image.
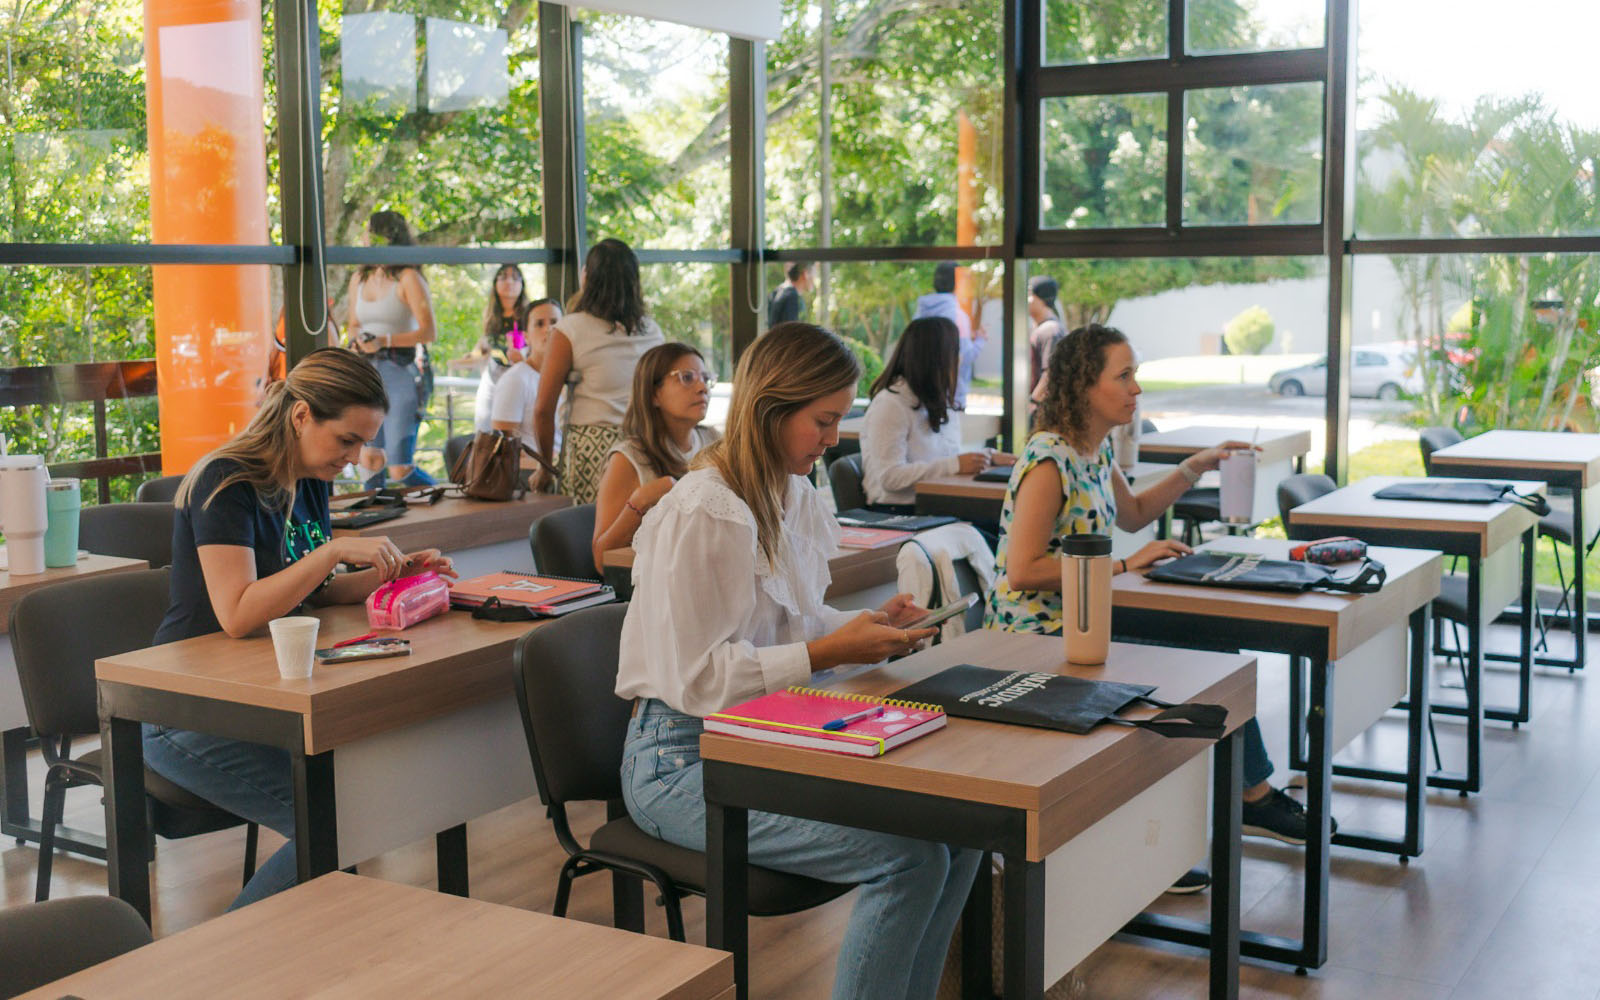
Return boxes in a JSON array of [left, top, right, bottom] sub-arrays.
[[1219, 451, 1257, 524], [268, 616, 320, 679]]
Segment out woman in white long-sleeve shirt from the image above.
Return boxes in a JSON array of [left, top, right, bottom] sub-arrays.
[[615, 321, 981, 1000], [860, 316, 1013, 512]]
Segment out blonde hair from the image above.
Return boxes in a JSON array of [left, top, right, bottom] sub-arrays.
[[695, 322, 860, 562], [176, 348, 388, 513]]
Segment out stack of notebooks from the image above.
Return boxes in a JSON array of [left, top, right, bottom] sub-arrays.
[[706, 686, 946, 757], [449, 571, 615, 616]]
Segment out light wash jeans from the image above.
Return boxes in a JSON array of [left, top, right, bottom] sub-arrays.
[[623, 700, 982, 1000], [142, 725, 298, 910]]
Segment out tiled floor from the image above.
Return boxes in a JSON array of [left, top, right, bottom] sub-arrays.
[[4, 619, 1597, 998]]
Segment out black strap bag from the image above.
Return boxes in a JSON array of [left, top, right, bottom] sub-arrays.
[[891, 664, 1227, 739], [1145, 550, 1386, 594], [1372, 479, 1550, 515]]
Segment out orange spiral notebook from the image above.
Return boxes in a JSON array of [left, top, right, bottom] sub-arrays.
[[837, 526, 915, 550], [705, 687, 946, 757], [449, 571, 603, 608]]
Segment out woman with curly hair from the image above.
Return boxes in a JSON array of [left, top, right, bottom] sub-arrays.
[[985, 323, 1326, 851]]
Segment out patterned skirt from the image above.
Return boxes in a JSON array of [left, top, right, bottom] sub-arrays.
[[559, 423, 621, 506]]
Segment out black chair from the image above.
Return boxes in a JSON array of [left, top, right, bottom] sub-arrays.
[[829, 453, 867, 512], [133, 475, 182, 504], [1417, 426, 1464, 475], [1276, 473, 1339, 542], [77, 502, 176, 568], [443, 433, 474, 479], [11, 568, 258, 902], [531, 503, 601, 581], [0, 895, 151, 998], [512, 604, 852, 942], [1142, 418, 1224, 544]]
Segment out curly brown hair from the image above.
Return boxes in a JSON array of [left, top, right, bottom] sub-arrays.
[[1035, 324, 1130, 444]]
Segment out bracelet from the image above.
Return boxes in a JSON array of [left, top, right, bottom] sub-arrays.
[[1115, 559, 1126, 575], [625, 500, 646, 518], [1177, 461, 1202, 486]]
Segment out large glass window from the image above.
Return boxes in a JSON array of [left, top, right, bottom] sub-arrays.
[[1183, 83, 1323, 226], [1040, 93, 1167, 230], [1042, 0, 1165, 66], [766, 1, 1004, 248], [1185, 0, 1323, 56], [320, 0, 541, 248], [579, 11, 728, 249], [1354, 3, 1600, 238], [641, 263, 733, 380]]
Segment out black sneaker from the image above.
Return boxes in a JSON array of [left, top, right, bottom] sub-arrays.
[[1164, 867, 1211, 894], [1241, 787, 1338, 845]]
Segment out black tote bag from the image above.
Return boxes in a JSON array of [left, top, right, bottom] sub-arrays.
[[1145, 550, 1386, 594], [1373, 480, 1550, 515], [891, 664, 1227, 739]]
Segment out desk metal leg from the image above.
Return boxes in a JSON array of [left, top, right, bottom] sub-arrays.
[[1001, 856, 1043, 1000], [1287, 656, 1307, 772], [1465, 558, 1484, 792], [1576, 499, 1588, 672], [1301, 656, 1332, 970], [706, 800, 749, 1000], [101, 715, 151, 925], [291, 751, 338, 882], [961, 852, 994, 1000], [1211, 729, 1242, 1000], [1516, 527, 1535, 722], [3, 726, 27, 844], [435, 824, 469, 897]]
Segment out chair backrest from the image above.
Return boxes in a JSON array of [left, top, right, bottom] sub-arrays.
[[134, 475, 182, 504], [11, 567, 172, 738], [828, 454, 866, 512], [1418, 426, 1464, 475], [1141, 418, 1159, 435], [77, 502, 176, 568], [443, 433, 474, 479], [1276, 474, 1339, 541], [0, 895, 151, 998], [530, 503, 600, 581], [950, 558, 987, 632], [512, 602, 632, 809]]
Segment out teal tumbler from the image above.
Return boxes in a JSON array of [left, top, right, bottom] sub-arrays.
[[43, 478, 81, 568]]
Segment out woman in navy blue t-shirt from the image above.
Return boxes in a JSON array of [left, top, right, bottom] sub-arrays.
[[147, 347, 455, 911]]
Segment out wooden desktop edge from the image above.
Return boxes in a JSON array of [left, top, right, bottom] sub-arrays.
[[332, 493, 572, 550]]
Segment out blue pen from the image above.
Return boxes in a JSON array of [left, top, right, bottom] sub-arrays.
[[823, 705, 885, 731]]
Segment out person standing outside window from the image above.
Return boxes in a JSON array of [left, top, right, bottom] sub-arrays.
[[345, 210, 437, 489], [912, 261, 986, 410], [767, 260, 813, 328]]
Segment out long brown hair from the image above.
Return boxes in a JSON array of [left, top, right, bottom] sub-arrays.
[[571, 238, 647, 334], [1035, 323, 1129, 446], [696, 322, 860, 562], [870, 316, 959, 432], [358, 210, 418, 284], [176, 348, 388, 512], [482, 263, 529, 343], [621, 342, 713, 479]]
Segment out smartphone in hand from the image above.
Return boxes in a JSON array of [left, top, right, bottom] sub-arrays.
[[906, 593, 978, 631]]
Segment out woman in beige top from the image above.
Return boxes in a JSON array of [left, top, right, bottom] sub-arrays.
[[590, 342, 720, 573], [531, 238, 664, 503]]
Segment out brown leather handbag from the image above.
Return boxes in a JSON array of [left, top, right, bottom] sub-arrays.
[[449, 431, 556, 501]]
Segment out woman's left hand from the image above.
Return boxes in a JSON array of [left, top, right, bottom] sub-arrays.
[[1186, 440, 1259, 475], [402, 548, 459, 579], [878, 593, 930, 628]]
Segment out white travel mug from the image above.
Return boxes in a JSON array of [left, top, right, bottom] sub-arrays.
[[0, 455, 50, 576], [1219, 451, 1257, 524], [1061, 534, 1112, 665]]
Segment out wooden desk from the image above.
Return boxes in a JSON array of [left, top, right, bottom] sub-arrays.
[[915, 461, 1174, 557], [0, 553, 150, 861], [1113, 537, 1441, 972], [702, 630, 1255, 999], [16, 872, 734, 1000], [1287, 475, 1544, 793], [1140, 425, 1313, 525], [97, 604, 542, 923], [332, 493, 571, 578], [1429, 429, 1600, 672], [603, 541, 902, 610]]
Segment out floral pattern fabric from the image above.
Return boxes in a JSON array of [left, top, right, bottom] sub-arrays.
[[983, 431, 1117, 635]]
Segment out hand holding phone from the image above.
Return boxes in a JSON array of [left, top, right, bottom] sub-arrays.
[[906, 593, 978, 631]]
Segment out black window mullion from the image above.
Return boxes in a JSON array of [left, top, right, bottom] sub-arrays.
[[1033, 49, 1325, 98]]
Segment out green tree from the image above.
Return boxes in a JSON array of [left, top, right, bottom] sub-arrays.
[[1224, 305, 1273, 355]]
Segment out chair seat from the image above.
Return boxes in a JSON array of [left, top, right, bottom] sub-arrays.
[[1539, 496, 1574, 546], [1173, 487, 1220, 522], [78, 749, 251, 840], [1432, 575, 1470, 624], [589, 815, 854, 917]]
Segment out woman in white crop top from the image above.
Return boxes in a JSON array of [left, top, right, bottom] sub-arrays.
[[531, 238, 664, 503], [615, 322, 977, 1000], [589, 342, 719, 574]]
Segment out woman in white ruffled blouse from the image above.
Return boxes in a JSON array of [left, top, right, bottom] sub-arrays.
[[615, 322, 980, 1000]]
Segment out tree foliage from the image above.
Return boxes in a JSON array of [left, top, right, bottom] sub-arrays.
[[1223, 305, 1274, 356]]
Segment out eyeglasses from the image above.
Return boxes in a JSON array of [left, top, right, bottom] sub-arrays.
[[664, 369, 717, 390]]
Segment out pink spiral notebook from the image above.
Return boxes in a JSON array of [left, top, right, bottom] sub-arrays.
[[705, 686, 946, 757]]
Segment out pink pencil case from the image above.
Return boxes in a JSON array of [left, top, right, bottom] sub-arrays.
[[366, 572, 451, 630]]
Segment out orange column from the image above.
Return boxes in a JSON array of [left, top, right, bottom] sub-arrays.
[[145, 0, 271, 474], [956, 108, 978, 319]]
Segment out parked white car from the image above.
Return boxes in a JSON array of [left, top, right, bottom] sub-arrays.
[[1268, 347, 1420, 400]]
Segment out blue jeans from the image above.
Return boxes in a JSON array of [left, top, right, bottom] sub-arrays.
[[623, 700, 982, 1000], [142, 725, 298, 910], [1241, 718, 1274, 789], [371, 356, 422, 468]]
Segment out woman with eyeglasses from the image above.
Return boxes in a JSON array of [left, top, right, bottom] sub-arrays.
[[860, 316, 1013, 514], [590, 342, 721, 574]]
